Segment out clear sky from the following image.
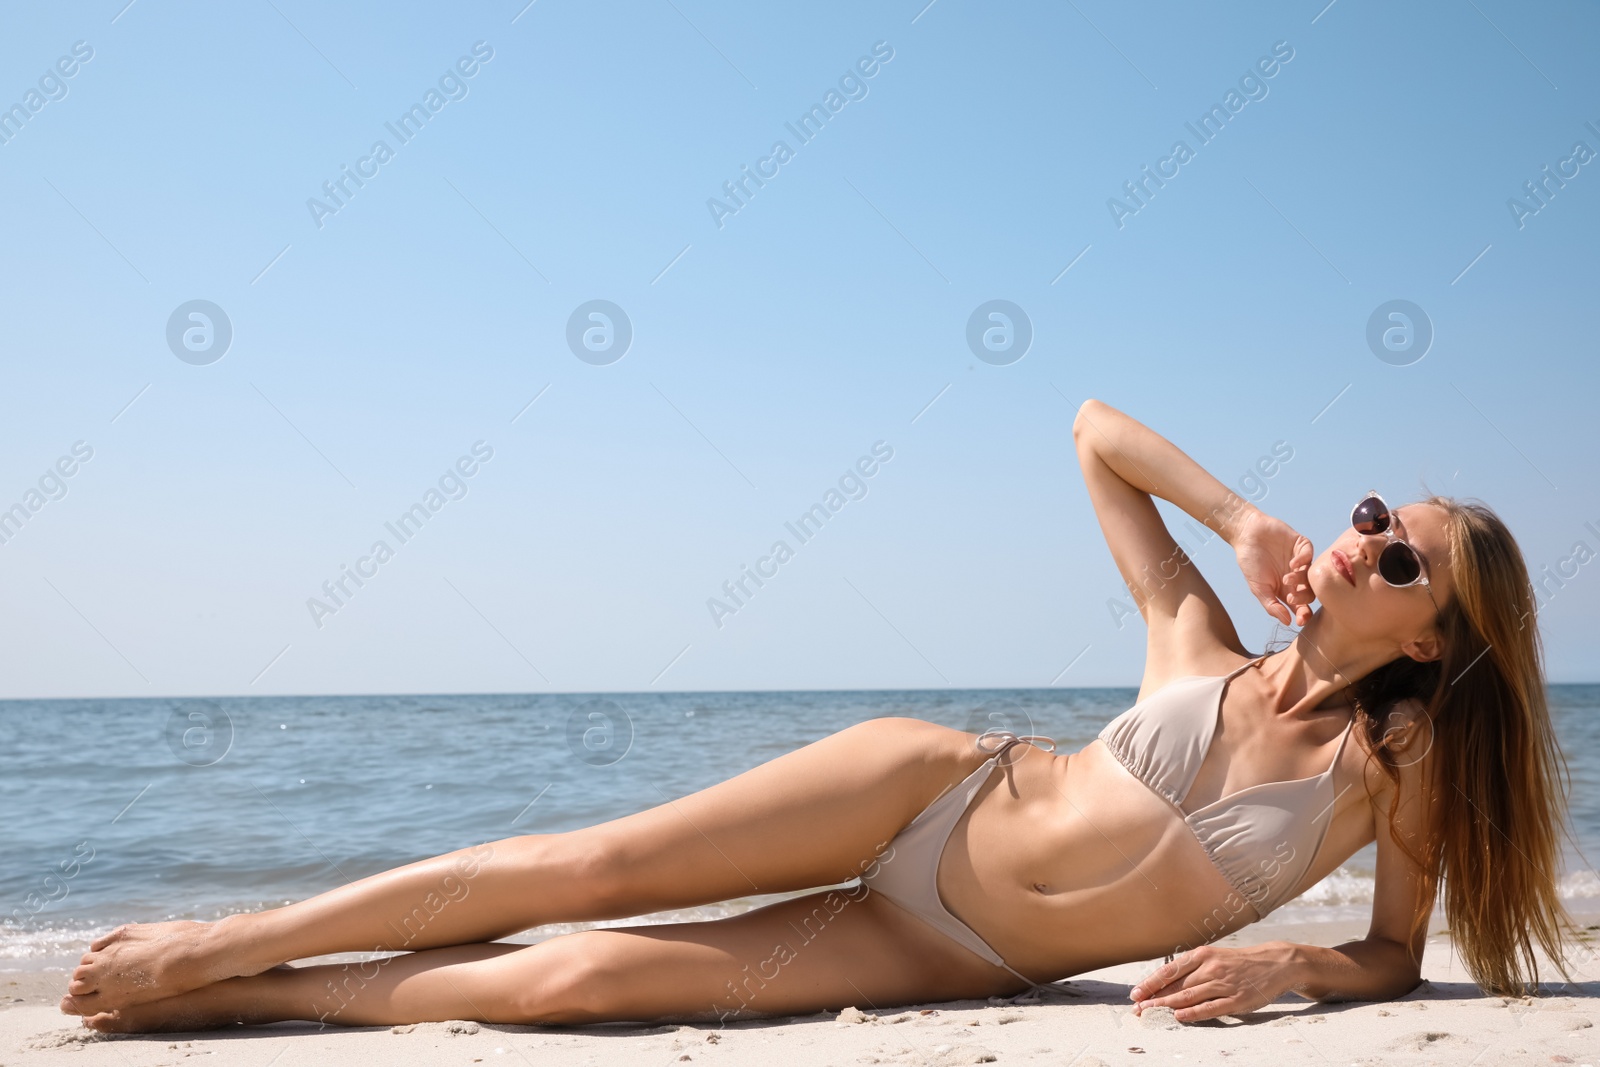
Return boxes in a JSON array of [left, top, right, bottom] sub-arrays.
[[0, 0, 1594, 698]]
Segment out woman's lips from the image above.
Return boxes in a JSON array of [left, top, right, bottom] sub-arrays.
[[1332, 550, 1356, 586]]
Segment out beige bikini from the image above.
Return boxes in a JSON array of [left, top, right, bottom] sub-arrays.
[[859, 653, 1354, 984]]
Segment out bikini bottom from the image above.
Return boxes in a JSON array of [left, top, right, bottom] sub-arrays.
[[858, 730, 1055, 989]]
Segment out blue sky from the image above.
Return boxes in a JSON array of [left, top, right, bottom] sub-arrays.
[[0, 0, 1594, 698]]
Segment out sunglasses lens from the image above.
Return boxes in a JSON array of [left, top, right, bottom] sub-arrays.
[[1379, 541, 1422, 586], [1352, 495, 1389, 535]]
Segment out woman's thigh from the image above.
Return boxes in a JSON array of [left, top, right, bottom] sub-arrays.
[[521, 888, 1018, 1024], [565, 717, 984, 919]]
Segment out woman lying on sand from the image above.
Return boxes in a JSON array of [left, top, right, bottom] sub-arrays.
[[61, 399, 1578, 1031]]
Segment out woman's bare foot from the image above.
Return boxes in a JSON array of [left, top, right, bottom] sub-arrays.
[[63, 972, 279, 1034], [62, 943, 529, 1032], [67, 918, 257, 1009]]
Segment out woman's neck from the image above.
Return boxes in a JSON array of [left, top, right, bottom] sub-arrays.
[[1253, 623, 1404, 719]]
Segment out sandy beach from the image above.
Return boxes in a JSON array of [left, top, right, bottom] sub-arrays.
[[6, 916, 1596, 1067]]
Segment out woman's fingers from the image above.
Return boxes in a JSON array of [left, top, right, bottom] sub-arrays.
[[1268, 573, 1301, 627], [1142, 980, 1265, 1022], [1281, 542, 1314, 625], [1293, 535, 1314, 569], [1282, 572, 1309, 625], [1235, 518, 1314, 626], [1139, 979, 1227, 1014], [1175, 997, 1244, 1022], [1129, 951, 1207, 1003], [1133, 944, 1286, 1022]]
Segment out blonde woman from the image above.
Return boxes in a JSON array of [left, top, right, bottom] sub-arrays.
[[62, 399, 1577, 1031]]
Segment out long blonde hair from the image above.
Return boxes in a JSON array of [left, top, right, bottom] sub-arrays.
[[1347, 493, 1580, 996]]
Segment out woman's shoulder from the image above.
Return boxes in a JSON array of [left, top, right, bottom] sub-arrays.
[[1358, 695, 1436, 801], [1135, 642, 1263, 704]]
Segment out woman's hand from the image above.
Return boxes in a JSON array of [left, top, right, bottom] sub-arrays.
[[1232, 507, 1314, 627], [1129, 943, 1299, 1023]]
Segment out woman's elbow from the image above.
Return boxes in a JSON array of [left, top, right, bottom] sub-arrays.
[[1331, 965, 1423, 1004], [1390, 967, 1425, 999], [1072, 398, 1109, 447], [1300, 938, 1423, 1003]]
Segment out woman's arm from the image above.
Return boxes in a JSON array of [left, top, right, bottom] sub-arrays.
[[1072, 399, 1308, 692], [1129, 924, 1424, 1021], [1281, 935, 1424, 1001], [1290, 698, 1436, 1001]]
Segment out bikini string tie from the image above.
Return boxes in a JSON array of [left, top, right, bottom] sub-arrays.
[[974, 729, 1057, 761]]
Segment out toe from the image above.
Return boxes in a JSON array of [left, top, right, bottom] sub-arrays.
[[89, 926, 127, 951], [82, 1010, 121, 1033], [60, 992, 97, 1016]]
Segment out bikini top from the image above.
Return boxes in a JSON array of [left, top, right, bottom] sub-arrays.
[[1096, 653, 1356, 921]]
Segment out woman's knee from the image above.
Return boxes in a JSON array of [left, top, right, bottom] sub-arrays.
[[509, 932, 634, 1024], [838, 716, 959, 755], [441, 838, 514, 883], [515, 831, 635, 916]]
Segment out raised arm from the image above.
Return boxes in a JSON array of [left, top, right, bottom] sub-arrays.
[[1072, 398, 1295, 691]]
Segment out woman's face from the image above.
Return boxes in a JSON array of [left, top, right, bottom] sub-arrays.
[[1311, 500, 1455, 657]]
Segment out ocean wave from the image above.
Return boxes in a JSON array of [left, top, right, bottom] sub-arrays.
[[1295, 867, 1376, 908], [1301, 865, 1600, 905], [1558, 869, 1600, 898]]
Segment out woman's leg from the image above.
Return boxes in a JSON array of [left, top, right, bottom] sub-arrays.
[[67, 718, 984, 1011], [70, 888, 1019, 1033]]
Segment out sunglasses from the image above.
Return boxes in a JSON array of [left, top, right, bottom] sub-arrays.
[[1351, 490, 1441, 617]]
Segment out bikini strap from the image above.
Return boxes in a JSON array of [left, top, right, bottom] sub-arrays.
[[975, 729, 1056, 759], [1327, 712, 1357, 770], [1223, 651, 1273, 680], [996, 959, 1048, 1000]]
